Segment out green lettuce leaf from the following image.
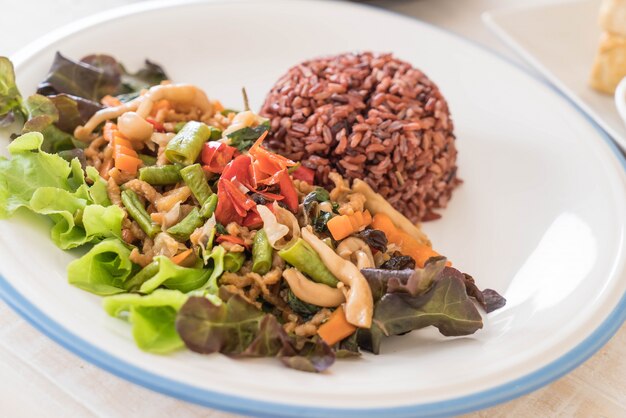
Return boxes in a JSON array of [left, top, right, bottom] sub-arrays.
[[103, 289, 188, 353], [67, 239, 135, 296], [139, 256, 212, 294], [0, 132, 72, 218], [0, 56, 25, 126], [0, 132, 121, 248]]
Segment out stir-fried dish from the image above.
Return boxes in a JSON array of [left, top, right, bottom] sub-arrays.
[[0, 53, 505, 372]]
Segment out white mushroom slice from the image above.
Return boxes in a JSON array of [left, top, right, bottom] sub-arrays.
[[117, 111, 154, 142], [135, 84, 213, 119], [301, 226, 373, 328], [283, 268, 345, 308], [336, 237, 375, 270]]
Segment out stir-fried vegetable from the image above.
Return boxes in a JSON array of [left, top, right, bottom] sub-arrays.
[[0, 53, 506, 374]]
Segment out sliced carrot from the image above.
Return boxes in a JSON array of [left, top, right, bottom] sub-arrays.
[[103, 122, 117, 142], [362, 210, 372, 227], [317, 306, 357, 346], [327, 215, 354, 240], [112, 136, 133, 150], [113, 144, 138, 159], [171, 249, 194, 265], [372, 213, 449, 268], [101, 95, 122, 107], [114, 154, 141, 175], [352, 211, 364, 228], [150, 213, 165, 224]]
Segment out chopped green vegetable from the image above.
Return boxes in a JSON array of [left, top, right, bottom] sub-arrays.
[[199, 194, 218, 218], [167, 207, 204, 241], [137, 154, 157, 167], [252, 229, 272, 275], [121, 189, 160, 238], [226, 121, 270, 152], [286, 289, 321, 317], [224, 251, 246, 273], [138, 164, 181, 185], [278, 238, 339, 287], [180, 163, 213, 204], [165, 121, 211, 165]]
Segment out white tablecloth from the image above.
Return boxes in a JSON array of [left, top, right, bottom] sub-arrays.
[[2, 1, 625, 417]]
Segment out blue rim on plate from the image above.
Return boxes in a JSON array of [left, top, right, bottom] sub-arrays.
[[1, 1, 626, 417]]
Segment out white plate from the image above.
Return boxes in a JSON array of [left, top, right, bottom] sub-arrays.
[[483, 0, 626, 149], [2, 1, 626, 417]]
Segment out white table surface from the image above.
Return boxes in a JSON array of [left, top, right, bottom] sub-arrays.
[[2, 1, 625, 417]]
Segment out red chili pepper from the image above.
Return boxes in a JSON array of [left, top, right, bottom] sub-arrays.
[[216, 234, 247, 246], [145, 117, 165, 132], [222, 179, 256, 217], [291, 166, 315, 184], [222, 155, 255, 189], [278, 170, 299, 212], [242, 209, 263, 229], [215, 181, 243, 225], [201, 141, 237, 174]]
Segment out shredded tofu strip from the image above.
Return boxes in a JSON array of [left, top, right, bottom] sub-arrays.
[[283, 268, 345, 308]]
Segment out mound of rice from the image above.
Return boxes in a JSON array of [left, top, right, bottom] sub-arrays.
[[260, 52, 460, 222]]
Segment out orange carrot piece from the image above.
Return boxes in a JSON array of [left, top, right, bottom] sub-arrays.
[[114, 154, 141, 175], [113, 144, 138, 159], [101, 95, 122, 107], [372, 213, 448, 268], [171, 249, 194, 265], [327, 215, 354, 240], [317, 306, 357, 346], [103, 122, 117, 142], [362, 210, 372, 227], [112, 136, 133, 150]]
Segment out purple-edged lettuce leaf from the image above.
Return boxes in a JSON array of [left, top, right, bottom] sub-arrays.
[[37, 53, 169, 102], [358, 263, 485, 354], [37, 52, 121, 100], [0, 57, 25, 127], [362, 257, 447, 300], [176, 289, 335, 372], [462, 273, 507, 313], [48, 94, 103, 132]]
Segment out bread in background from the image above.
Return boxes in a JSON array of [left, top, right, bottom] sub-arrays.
[[599, 0, 626, 37], [590, 0, 626, 94]]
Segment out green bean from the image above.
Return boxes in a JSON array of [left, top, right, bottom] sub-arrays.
[[180, 164, 213, 204], [138, 154, 157, 166], [167, 208, 204, 241], [199, 194, 218, 218], [124, 260, 159, 292], [278, 238, 339, 287], [174, 121, 187, 133], [208, 126, 222, 140], [223, 251, 246, 273], [252, 229, 272, 275], [138, 164, 181, 185], [165, 121, 211, 165], [121, 189, 160, 238]]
